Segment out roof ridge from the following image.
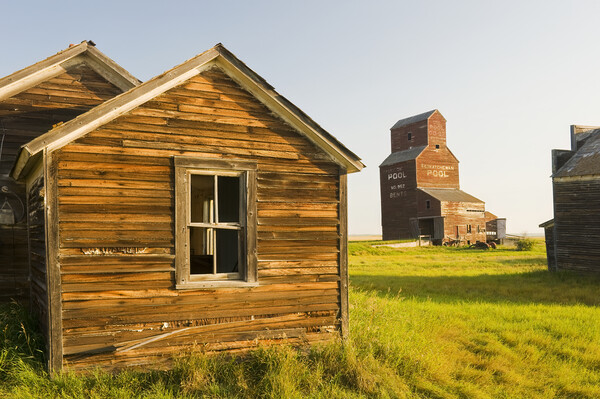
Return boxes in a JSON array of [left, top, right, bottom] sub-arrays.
[[0, 40, 140, 101], [390, 109, 438, 130]]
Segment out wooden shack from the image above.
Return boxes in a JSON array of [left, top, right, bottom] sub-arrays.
[[0, 41, 139, 304], [9, 43, 364, 371], [541, 125, 600, 272], [380, 110, 503, 244]]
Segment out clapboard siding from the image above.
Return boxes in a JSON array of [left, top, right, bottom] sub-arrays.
[[28, 176, 48, 342], [554, 179, 600, 271], [0, 63, 122, 176], [56, 67, 344, 370], [441, 201, 487, 243], [0, 63, 126, 307], [0, 173, 28, 306]]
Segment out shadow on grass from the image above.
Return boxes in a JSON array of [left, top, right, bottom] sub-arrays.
[[351, 270, 600, 306]]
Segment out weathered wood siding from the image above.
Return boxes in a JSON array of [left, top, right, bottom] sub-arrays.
[[543, 225, 556, 271], [0, 63, 123, 175], [553, 178, 600, 272], [28, 175, 48, 341], [416, 190, 441, 217], [380, 161, 418, 240], [416, 147, 459, 189], [441, 201, 486, 242], [390, 120, 428, 152], [426, 111, 447, 147], [0, 63, 124, 305], [389, 110, 446, 153], [54, 67, 344, 370], [0, 180, 28, 303]]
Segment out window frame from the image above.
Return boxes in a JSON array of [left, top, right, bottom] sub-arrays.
[[174, 157, 257, 289]]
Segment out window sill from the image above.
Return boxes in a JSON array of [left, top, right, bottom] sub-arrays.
[[176, 280, 259, 290]]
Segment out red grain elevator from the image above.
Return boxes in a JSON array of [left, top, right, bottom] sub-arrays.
[[380, 110, 504, 244]]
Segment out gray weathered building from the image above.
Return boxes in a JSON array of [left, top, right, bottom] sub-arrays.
[[541, 125, 600, 272]]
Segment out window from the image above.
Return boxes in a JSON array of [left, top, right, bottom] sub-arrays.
[[175, 157, 257, 288], [407, 132, 412, 141], [435, 144, 440, 149], [426, 200, 431, 209], [466, 224, 472, 233]]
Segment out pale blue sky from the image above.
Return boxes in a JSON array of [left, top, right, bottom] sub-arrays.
[[2, 1, 599, 235]]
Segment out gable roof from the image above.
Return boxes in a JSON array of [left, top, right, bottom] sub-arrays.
[[0, 40, 140, 102], [11, 43, 363, 178], [391, 109, 441, 130], [553, 130, 600, 178], [380, 146, 426, 167], [419, 187, 483, 203]]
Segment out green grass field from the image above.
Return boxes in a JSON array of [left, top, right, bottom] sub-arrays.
[[348, 240, 600, 398], [2, 239, 600, 398]]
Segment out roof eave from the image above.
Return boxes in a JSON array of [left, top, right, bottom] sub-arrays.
[[553, 173, 600, 181], [0, 42, 91, 102], [17, 44, 363, 176], [212, 46, 363, 173], [84, 45, 142, 90], [0, 41, 141, 102], [10, 146, 33, 180], [0, 41, 88, 89]]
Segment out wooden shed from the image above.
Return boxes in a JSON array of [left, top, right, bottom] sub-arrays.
[[379, 110, 502, 245], [484, 211, 506, 243], [9, 43, 363, 371], [0, 41, 139, 304], [541, 125, 600, 272]]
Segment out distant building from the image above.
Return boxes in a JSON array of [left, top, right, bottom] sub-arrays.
[[379, 110, 504, 244], [541, 125, 600, 271]]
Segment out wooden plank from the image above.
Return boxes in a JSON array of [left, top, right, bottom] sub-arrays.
[[58, 168, 172, 182], [60, 229, 173, 241], [62, 314, 336, 351], [122, 139, 301, 161], [338, 172, 349, 339], [62, 288, 339, 312], [86, 127, 313, 153], [58, 209, 173, 220], [60, 238, 173, 248], [61, 302, 340, 328], [57, 151, 171, 166], [247, 163, 258, 283], [44, 150, 63, 372], [58, 187, 172, 199], [60, 222, 172, 231]]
